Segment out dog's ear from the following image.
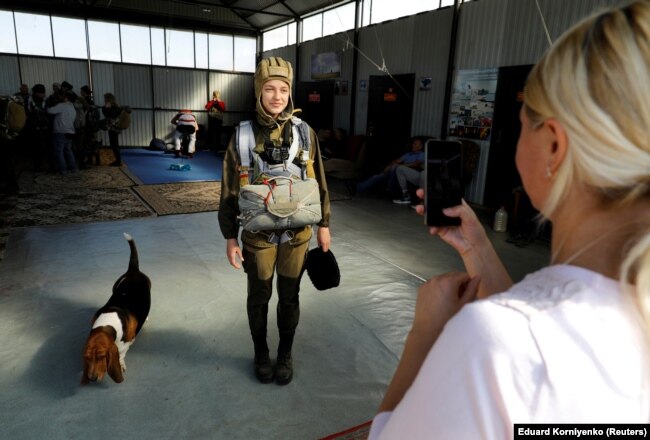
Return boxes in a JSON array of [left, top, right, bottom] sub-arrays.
[[107, 345, 124, 383]]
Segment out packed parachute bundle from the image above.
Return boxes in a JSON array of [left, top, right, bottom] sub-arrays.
[[0, 95, 26, 140]]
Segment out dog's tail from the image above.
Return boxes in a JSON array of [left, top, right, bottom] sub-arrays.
[[123, 233, 140, 273]]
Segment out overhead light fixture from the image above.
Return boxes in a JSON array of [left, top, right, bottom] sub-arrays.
[[202, 8, 212, 13]]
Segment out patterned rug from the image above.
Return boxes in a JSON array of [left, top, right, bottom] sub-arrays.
[[18, 166, 136, 193], [0, 164, 153, 263], [8, 188, 153, 227], [133, 181, 221, 215]]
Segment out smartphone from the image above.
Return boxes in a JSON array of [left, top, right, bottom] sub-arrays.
[[424, 140, 463, 226]]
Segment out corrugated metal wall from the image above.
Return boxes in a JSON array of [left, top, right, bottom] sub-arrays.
[[353, 9, 454, 138], [299, 33, 355, 132], [208, 71, 255, 126], [0, 55, 19, 95], [20, 56, 89, 95]]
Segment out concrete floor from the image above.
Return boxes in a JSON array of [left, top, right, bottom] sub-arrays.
[[0, 188, 549, 439]]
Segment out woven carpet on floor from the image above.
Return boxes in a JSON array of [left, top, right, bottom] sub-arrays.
[[133, 181, 221, 215], [18, 166, 136, 192], [0, 166, 153, 263]]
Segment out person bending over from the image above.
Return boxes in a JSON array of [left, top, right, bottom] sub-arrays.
[[171, 109, 199, 158]]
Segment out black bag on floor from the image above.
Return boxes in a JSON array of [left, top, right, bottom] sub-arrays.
[[149, 138, 165, 150]]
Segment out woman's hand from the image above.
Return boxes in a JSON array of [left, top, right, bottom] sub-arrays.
[[414, 190, 489, 255], [317, 227, 331, 252], [413, 189, 513, 298], [226, 238, 244, 269], [411, 272, 480, 342]]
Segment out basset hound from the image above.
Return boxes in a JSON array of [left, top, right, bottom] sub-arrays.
[[81, 233, 151, 385]]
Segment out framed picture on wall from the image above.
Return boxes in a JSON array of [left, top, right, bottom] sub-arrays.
[[447, 68, 498, 140], [311, 51, 341, 79]]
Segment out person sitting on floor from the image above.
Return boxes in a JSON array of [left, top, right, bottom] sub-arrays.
[[392, 164, 424, 205], [356, 137, 424, 196], [171, 109, 199, 158]]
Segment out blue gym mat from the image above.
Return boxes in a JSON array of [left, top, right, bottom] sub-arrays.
[[121, 148, 223, 184]]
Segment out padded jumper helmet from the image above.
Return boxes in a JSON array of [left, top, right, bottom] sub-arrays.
[[254, 56, 294, 121]]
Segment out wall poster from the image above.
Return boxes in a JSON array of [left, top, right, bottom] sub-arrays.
[[447, 68, 498, 141], [311, 51, 341, 80]]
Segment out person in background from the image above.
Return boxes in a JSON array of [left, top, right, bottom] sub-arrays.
[[47, 92, 78, 175], [205, 90, 226, 151], [171, 109, 199, 158], [356, 137, 425, 196], [79, 86, 101, 167], [26, 83, 51, 172], [13, 84, 29, 112], [369, 2, 650, 438], [218, 56, 331, 386], [46, 82, 61, 108], [101, 92, 122, 166], [60, 81, 78, 102], [392, 163, 424, 205]]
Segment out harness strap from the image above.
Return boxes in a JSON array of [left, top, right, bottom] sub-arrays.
[[236, 118, 312, 184], [266, 230, 294, 245], [237, 121, 255, 187]]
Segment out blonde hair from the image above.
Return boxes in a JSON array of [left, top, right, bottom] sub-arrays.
[[524, 1, 650, 318]]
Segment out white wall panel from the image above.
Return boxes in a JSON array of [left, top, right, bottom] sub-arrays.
[[456, 0, 622, 69], [0, 55, 19, 95], [118, 109, 153, 147], [91, 62, 115, 105], [20, 57, 89, 95], [209, 71, 255, 126], [155, 110, 181, 142], [153, 67, 207, 111], [410, 8, 453, 138], [115, 64, 152, 108]]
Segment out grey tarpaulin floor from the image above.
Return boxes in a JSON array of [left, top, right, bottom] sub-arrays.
[[0, 194, 549, 439]]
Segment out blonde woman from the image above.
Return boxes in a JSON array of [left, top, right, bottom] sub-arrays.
[[370, 2, 650, 438]]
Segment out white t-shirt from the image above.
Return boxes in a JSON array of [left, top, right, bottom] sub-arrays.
[[47, 101, 76, 134], [369, 265, 650, 440]]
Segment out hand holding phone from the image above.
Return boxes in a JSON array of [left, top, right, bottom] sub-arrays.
[[424, 140, 464, 226]]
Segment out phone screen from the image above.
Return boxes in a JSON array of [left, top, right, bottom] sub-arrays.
[[425, 140, 463, 226]]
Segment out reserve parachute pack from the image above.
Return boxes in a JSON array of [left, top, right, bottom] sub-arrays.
[[0, 96, 27, 140], [236, 117, 322, 232], [114, 106, 131, 130]]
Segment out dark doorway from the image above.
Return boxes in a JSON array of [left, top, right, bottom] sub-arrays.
[[485, 64, 549, 240], [295, 81, 334, 133], [483, 64, 533, 209], [366, 74, 415, 172]]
